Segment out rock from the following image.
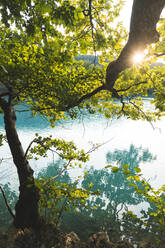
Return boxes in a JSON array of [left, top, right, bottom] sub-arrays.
[[138, 240, 155, 248], [116, 240, 133, 248], [14, 228, 39, 248], [87, 232, 116, 248], [65, 232, 81, 248], [39, 223, 65, 248]]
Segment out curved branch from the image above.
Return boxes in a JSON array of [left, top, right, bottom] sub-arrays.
[[24, 138, 37, 159], [116, 81, 148, 93], [61, 84, 105, 111], [105, 0, 165, 93]]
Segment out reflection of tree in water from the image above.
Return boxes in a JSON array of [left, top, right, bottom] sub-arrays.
[[38, 159, 72, 184], [82, 144, 156, 214], [0, 146, 156, 240], [104, 144, 157, 214], [106, 144, 156, 168], [0, 183, 18, 231], [61, 144, 156, 242]]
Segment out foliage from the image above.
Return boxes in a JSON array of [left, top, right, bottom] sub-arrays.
[[28, 134, 90, 164], [103, 155, 165, 244], [126, 175, 165, 243], [0, 1, 164, 123], [75, 55, 100, 65], [60, 145, 156, 243], [35, 176, 99, 225], [0, 134, 6, 147], [0, 0, 125, 119], [35, 160, 99, 225]]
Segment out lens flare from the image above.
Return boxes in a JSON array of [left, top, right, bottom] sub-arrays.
[[133, 52, 144, 64]]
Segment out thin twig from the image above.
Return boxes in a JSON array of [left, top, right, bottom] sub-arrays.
[[129, 99, 155, 129], [43, 138, 113, 185], [88, 0, 97, 59], [116, 81, 147, 93], [15, 84, 105, 114], [85, 138, 113, 155], [43, 160, 72, 185]]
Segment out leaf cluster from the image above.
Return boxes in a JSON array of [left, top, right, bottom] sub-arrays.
[[35, 175, 99, 225], [123, 170, 165, 243], [28, 134, 89, 167]]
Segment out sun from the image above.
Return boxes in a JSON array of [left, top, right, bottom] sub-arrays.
[[133, 52, 144, 64]]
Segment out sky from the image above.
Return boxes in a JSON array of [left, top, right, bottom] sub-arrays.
[[120, 0, 133, 30], [120, 0, 165, 31]]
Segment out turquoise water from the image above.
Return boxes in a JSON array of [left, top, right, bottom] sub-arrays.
[[0, 99, 165, 190]]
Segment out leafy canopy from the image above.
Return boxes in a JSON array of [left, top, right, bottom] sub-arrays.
[[0, 0, 164, 123]]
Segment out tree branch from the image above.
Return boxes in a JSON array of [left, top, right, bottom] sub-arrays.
[[56, 84, 105, 112], [129, 98, 155, 129], [0, 186, 15, 220], [105, 0, 165, 94], [43, 139, 112, 185], [24, 138, 37, 159], [153, 52, 165, 57], [116, 81, 148, 93], [88, 0, 96, 55]]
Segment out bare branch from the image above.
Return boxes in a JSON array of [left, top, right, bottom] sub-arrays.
[[85, 138, 113, 155], [0, 186, 15, 220], [24, 138, 37, 159], [43, 160, 72, 185]]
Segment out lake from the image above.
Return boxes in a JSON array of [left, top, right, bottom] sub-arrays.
[[0, 98, 164, 191]]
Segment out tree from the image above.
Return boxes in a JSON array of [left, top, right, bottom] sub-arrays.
[[0, 0, 164, 229]]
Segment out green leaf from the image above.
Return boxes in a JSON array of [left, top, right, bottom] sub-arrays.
[[123, 170, 130, 175], [111, 167, 120, 173], [134, 167, 141, 173], [104, 165, 113, 169], [122, 164, 129, 169]]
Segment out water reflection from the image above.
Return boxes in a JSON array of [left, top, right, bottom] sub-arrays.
[[0, 144, 158, 241], [60, 145, 156, 242], [0, 183, 18, 231]]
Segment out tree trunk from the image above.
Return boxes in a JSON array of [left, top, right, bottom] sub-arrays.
[[3, 102, 40, 229]]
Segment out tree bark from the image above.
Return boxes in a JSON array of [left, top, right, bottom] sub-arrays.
[[1, 99, 40, 229], [106, 0, 165, 92]]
